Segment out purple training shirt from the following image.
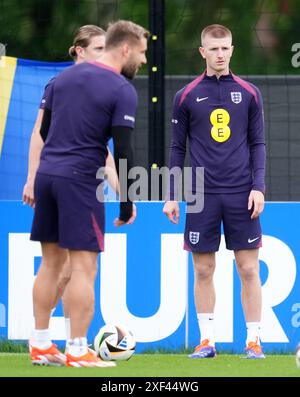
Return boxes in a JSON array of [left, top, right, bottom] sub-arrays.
[[168, 71, 266, 199], [38, 61, 138, 181]]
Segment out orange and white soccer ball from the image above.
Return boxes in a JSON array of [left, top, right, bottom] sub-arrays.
[[94, 324, 136, 361]]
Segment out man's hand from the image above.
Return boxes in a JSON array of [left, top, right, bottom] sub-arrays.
[[248, 190, 264, 219], [163, 201, 180, 224], [22, 180, 35, 208], [114, 203, 137, 227]]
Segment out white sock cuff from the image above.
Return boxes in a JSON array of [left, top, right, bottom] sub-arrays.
[[31, 329, 52, 349], [32, 328, 50, 338], [246, 322, 261, 329], [68, 337, 88, 357], [64, 317, 71, 341], [197, 313, 214, 321], [71, 337, 87, 346], [246, 322, 261, 345], [196, 313, 215, 345]]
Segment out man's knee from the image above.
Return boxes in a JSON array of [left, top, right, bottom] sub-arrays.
[[58, 259, 72, 285], [41, 243, 68, 272], [193, 255, 216, 280], [235, 249, 260, 282], [237, 260, 259, 281], [57, 273, 71, 293], [69, 252, 98, 286]]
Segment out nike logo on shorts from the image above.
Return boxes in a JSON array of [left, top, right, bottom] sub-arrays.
[[248, 237, 260, 243], [196, 96, 208, 102]]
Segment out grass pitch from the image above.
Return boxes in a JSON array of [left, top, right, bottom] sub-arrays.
[[0, 353, 299, 377]]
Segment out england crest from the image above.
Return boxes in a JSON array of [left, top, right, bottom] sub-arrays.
[[231, 92, 242, 104], [189, 231, 200, 245]]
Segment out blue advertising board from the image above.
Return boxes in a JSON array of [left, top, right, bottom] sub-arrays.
[[0, 201, 299, 353]]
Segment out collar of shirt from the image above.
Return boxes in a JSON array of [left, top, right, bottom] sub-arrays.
[[88, 61, 120, 75], [203, 70, 234, 82]]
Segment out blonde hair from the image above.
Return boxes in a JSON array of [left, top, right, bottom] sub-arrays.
[[105, 20, 149, 49], [201, 24, 232, 45], [69, 25, 106, 60]]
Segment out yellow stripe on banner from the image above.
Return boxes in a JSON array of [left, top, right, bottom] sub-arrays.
[[0, 56, 17, 155]]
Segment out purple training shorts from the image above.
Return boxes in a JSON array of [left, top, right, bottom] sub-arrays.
[[184, 191, 262, 253], [30, 172, 105, 252]]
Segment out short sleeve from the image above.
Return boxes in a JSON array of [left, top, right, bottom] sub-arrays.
[[111, 83, 138, 128], [39, 77, 55, 109]]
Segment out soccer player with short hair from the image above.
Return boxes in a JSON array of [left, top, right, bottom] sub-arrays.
[[23, 24, 116, 360], [163, 24, 266, 359], [28, 20, 149, 367], [23, 25, 107, 207]]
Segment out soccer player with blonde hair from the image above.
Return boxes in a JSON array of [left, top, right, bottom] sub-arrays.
[[28, 20, 149, 367], [164, 24, 266, 359]]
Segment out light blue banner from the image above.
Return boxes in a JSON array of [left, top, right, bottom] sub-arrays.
[[0, 58, 72, 200]]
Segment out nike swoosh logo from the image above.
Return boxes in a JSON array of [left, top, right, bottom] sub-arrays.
[[248, 237, 260, 243], [196, 96, 208, 102]]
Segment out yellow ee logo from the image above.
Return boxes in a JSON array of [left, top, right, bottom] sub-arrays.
[[210, 109, 231, 142]]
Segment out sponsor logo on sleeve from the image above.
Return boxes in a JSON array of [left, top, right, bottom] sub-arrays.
[[124, 115, 135, 122]]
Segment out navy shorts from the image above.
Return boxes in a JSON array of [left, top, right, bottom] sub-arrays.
[[30, 173, 105, 252], [184, 192, 262, 253]]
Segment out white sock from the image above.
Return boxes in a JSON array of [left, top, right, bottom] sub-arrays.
[[65, 318, 71, 340], [51, 308, 56, 316], [68, 337, 88, 357], [31, 329, 52, 350], [64, 318, 71, 352], [246, 322, 261, 345], [197, 313, 215, 346]]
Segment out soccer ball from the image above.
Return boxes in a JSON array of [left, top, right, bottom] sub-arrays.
[[94, 324, 136, 361], [296, 344, 300, 369]]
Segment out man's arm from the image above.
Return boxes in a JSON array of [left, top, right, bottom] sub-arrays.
[[22, 79, 54, 207], [111, 126, 135, 224], [167, 90, 189, 199], [22, 109, 45, 207], [248, 88, 266, 218], [105, 147, 120, 196], [105, 148, 137, 223], [110, 82, 138, 226], [163, 90, 189, 223]]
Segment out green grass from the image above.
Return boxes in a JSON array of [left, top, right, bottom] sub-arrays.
[[0, 339, 28, 353], [0, 353, 299, 377]]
